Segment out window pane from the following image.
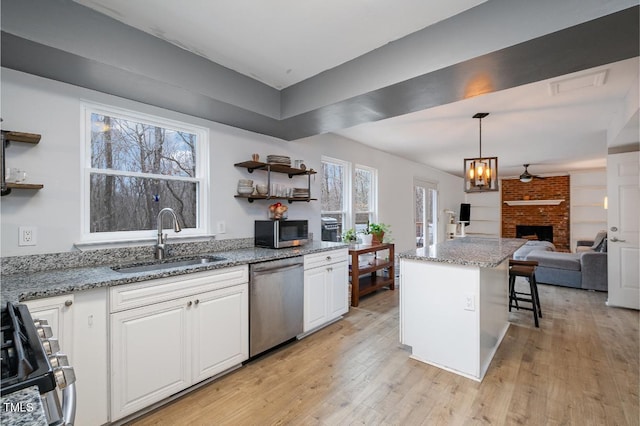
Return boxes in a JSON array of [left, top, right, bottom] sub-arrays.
[[321, 162, 344, 212], [354, 168, 371, 214], [91, 113, 195, 177], [90, 173, 197, 232], [320, 213, 344, 242]]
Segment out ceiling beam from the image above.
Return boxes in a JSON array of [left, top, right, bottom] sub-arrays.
[[1, 4, 637, 141]]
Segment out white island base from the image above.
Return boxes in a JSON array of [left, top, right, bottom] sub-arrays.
[[400, 258, 510, 382]]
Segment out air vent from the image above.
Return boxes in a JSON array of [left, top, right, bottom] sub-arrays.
[[548, 69, 608, 96]]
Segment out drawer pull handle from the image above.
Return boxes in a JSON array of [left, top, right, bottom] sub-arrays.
[[187, 301, 193, 307], [326, 256, 332, 261], [194, 299, 200, 305], [64, 300, 73, 307]]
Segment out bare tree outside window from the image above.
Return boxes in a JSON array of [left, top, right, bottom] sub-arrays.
[[355, 167, 375, 232], [321, 160, 347, 240], [89, 112, 199, 233]]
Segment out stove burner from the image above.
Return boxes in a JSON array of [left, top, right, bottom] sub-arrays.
[[1, 302, 56, 396]]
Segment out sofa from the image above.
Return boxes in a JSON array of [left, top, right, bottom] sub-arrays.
[[524, 231, 608, 291]]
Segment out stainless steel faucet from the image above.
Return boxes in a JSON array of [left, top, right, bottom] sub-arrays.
[[155, 207, 182, 260]]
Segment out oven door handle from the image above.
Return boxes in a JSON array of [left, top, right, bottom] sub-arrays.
[[61, 382, 76, 425]]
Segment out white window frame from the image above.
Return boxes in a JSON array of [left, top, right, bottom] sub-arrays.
[[354, 164, 378, 231], [80, 102, 210, 243], [320, 156, 352, 234], [413, 178, 439, 248]]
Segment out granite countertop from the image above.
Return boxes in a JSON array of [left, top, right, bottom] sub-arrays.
[[398, 237, 527, 268], [1, 241, 348, 304], [0, 386, 48, 426]]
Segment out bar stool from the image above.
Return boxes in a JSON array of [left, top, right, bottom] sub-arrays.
[[508, 259, 542, 327]]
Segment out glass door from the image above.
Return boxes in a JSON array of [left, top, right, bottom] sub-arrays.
[[414, 179, 438, 249]]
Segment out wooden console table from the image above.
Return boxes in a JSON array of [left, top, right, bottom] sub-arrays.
[[349, 243, 395, 307]]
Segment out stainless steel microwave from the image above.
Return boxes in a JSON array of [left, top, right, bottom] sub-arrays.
[[255, 220, 309, 248]]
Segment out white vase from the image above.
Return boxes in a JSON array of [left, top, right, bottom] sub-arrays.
[[360, 234, 373, 245]]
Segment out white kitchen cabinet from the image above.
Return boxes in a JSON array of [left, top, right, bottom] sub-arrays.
[[110, 296, 191, 420], [109, 266, 249, 421], [25, 288, 109, 426], [191, 285, 249, 383], [303, 249, 349, 333]]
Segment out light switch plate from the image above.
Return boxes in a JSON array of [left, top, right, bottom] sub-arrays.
[[464, 294, 475, 311], [216, 221, 226, 234]]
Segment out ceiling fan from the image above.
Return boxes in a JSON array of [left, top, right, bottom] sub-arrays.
[[519, 164, 545, 183]]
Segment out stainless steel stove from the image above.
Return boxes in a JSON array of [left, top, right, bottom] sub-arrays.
[[1, 302, 76, 425]]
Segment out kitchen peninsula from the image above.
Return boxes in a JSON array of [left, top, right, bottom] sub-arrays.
[[399, 237, 526, 381]]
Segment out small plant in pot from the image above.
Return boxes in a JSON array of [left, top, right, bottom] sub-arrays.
[[359, 226, 374, 245], [368, 222, 390, 244], [342, 228, 358, 243]]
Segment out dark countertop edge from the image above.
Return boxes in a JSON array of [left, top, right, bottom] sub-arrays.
[[2, 242, 348, 304]]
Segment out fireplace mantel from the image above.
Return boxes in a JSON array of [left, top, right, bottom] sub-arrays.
[[503, 199, 565, 206]]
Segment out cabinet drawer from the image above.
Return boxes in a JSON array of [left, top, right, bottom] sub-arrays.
[[304, 249, 348, 270], [110, 266, 248, 312]]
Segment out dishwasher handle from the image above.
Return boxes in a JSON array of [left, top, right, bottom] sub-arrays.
[[251, 263, 302, 275], [250, 257, 303, 274]]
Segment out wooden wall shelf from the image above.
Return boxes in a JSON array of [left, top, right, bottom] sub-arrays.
[[2, 130, 44, 196], [2, 131, 41, 144], [503, 199, 565, 206], [234, 160, 316, 203], [6, 183, 44, 190]]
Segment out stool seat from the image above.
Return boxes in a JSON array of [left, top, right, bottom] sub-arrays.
[[508, 259, 542, 327]]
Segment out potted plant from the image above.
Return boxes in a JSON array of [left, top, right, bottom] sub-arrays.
[[342, 228, 357, 243], [368, 222, 390, 244], [359, 226, 374, 245]]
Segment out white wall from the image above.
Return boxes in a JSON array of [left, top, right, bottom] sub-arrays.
[[1, 69, 463, 257]]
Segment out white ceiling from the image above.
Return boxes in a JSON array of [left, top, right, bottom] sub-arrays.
[[72, 0, 638, 178], [73, 0, 487, 89], [334, 58, 639, 178]]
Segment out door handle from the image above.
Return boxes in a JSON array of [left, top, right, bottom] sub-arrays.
[[610, 237, 626, 242]]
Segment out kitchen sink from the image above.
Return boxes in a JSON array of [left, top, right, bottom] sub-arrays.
[[112, 255, 227, 274]]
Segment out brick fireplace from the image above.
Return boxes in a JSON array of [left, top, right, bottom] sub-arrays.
[[501, 176, 570, 251]]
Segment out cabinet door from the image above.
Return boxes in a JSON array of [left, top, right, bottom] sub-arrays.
[[24, 294, 74, 360], [327, 260, 349, 320], [110, 298, 191, 421], [303, 267, 328, 332], [191, 284, 248, 383], [72, 288, 109, 426]]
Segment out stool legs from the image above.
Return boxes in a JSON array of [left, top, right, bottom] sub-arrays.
[[508, 267, 542, 328], [527, 277, 540, 328]]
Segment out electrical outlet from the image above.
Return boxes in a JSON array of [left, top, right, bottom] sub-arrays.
[[216, 221, 226, 234], [19, 226, 37, 246], [464, 294, 475, 311]]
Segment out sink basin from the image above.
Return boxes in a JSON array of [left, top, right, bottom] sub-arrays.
[[112, 255, 227, 274]]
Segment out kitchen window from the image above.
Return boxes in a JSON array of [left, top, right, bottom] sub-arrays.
[[320, 157, 351, 241], [320, 158, 378, 242], [354, 165, 377, 232], [81, 103, 209, 242]]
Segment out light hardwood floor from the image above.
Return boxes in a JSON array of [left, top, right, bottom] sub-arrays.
[[130, 282, 639, 426]]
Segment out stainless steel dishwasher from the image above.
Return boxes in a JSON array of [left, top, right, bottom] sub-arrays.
[[249, 256, 304, 358]]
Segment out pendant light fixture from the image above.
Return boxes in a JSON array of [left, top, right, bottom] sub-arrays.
[[464, 112, 499, 193]]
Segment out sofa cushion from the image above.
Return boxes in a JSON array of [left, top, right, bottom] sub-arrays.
[[513, 240, 556, 260], [592, 231, 607, 250], [525, 250, 582, 271]]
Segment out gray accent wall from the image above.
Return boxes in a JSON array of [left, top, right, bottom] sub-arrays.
[[1, 0, 638, 141]]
